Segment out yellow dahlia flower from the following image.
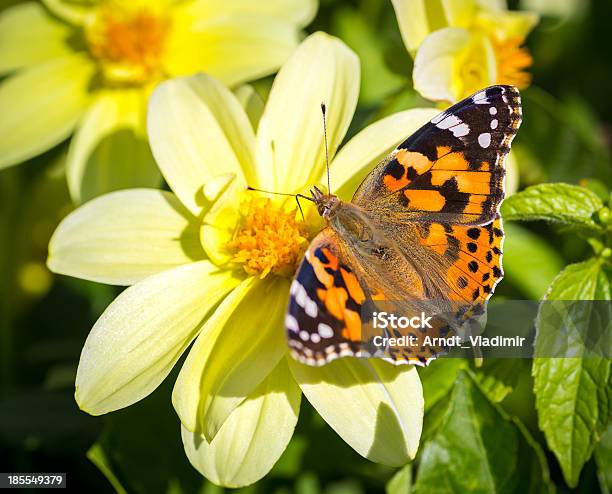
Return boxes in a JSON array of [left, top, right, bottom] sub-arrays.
[[392, 0, 539, 102], [48, 32, 437, 487], [0, 0, 317, 201]]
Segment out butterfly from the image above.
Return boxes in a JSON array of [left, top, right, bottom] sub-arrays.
[[286, 85, 522, 366]]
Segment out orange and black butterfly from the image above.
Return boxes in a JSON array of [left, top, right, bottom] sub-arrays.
[[286, 85, 521, 366]]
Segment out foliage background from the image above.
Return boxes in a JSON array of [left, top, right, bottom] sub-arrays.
[[0, 0, 610, 492]]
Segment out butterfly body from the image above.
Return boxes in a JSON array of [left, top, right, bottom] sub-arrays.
[[288, 85, 521, 366]]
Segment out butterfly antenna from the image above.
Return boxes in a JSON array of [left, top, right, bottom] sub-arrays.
[[321, 103, 331, 194], [247, 186, 314, 221], [247, 186, 299, 198]]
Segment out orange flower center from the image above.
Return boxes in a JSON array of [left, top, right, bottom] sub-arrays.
[[86, 6, 171, 84], [491, 36, 533, 89], [228, 198, 308, 278]]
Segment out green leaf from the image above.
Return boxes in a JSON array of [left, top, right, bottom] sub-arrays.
[[595, 423, 612, 494], [502, 223, 566, 299], [472, 359, 524, 404], [533, 258, 612, 487], [413, 371, 553, 494], [501, 183, 604, 232], [419, 358, 467, 412], [386, 464, 412, 494]]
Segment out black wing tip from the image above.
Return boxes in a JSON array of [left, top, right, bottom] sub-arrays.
[[472, 85, 521, 107]]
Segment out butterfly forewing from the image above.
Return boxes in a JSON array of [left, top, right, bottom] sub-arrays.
[[353, 85, 521, 226]]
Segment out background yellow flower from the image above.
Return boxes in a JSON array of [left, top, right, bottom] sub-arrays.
[[392, 0, 539, 102], [0, 0, 317, 201]]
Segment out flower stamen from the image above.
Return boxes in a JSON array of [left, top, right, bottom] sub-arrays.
[[228, 198, 308, 278], [491, 36, 533, 89], [86, 4, 171, 84]]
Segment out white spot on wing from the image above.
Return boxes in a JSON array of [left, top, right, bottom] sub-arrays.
[[430, 112, 447, 124], [436, 115, 461, 129], [290, 280, 300, 295], [490, 119, 498, 130], [292, 280, 320, 320], [305, 299, 318, 318], [311, 333, 321, 343], [435, 114, 470, 138], [318, 323, 334, 339], [295, 287, 307, 308], [451, 122, 470, 137], [299, 330, 309, 341], [473, 90, 488, 104], [285, 314, 299, 332], [489, 107, 497, 115], [478, 132, 491, 148]]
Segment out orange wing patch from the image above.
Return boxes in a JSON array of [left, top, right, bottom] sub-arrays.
[[417, 216, 504, 308], [340, 268, 366, 304], [434, 150, 470, 170], [304, 239, 364, 342], [379, 147, 502, 224], [397, 149, 431, 173], [430, 169, 491, 195], [403, 189, 446, 212]]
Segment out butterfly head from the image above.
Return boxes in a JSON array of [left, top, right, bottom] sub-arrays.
[[311, 186, 340, 220]]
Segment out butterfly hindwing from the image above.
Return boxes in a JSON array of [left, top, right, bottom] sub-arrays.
[[286, 228, 367, 366], [286, 226, 469, 367], [416, 216, 504, 308], [353, 85, 521, 226]]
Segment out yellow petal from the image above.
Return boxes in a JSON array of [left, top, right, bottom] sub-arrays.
[[234, 85, 265, 130], [0, 53, 94, 169], [67, 89, 160, 203], [41, 0, 96, 25], [290, 358, 423, 466], [164, 15, 299, 88], [413, 27, 472, 102], [256, 32, 359, 192], [457, 34, 497, 99], [476, 9, 539, 40], [181, 358, 300, 488], [391, 0, 429, 56], [147, 74, 257, 215], [75, 261, 240, 416], [443, 0, 478, 25], [200, 174, 245, 266], [0, 3, 74, 74], [202, 173, 237, 204], [177, 0, 317, 27], [505, 149, 519, 196], [48, 189, 205, 286], [391, 0, 476, 56], [173, 277, 288, 440], [329, 108, 440, 200]]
